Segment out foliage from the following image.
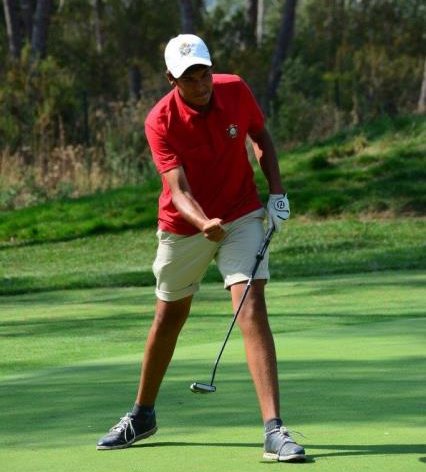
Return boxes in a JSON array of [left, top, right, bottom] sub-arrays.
[[0, 0, 424, 209], [0, 57, 154, 209], [271, 0, 425, 142], [48, 0, 181, 99], [0, 0, 177, 210], [0, 51, 78, 152]]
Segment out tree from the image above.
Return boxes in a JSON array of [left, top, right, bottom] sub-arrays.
[[265, 0, 298, 114], [31, 0, 52, 60], [256, 0, 264, 46], [2, 0, 22, 59], [418, 57, 426, 114], [179, 0, 195, 34], [2, 0, 52, 61], [244, 0, 257, 46], [20, 0, 34, 44], [91, 0, 104, 54]]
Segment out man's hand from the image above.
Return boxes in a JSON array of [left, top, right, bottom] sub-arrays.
[[202, 218, 225, 242], [267, 194, 290, 232]]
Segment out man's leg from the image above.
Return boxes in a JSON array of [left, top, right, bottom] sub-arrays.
[[135, 295, 192, 406], [96, 295, 192, 450], [230, 279, 305, 462], [230, 279, 280, 421]]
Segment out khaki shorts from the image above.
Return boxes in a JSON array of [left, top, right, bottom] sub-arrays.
[[153, 209, 269, 301]]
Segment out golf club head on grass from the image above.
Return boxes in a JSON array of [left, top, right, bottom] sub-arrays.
[[190, 382, 216, 393]]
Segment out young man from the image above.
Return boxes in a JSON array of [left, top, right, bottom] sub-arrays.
[[96, 34, 305, 463]]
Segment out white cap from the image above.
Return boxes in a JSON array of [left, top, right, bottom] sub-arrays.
[[164, 34, 212, 79]]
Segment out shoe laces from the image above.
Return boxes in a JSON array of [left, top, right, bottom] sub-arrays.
[[267, 426, 305, 442], [110, 414, 135, 441]]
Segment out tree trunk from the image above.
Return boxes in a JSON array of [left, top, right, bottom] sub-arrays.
[[256, 0, 264, 46], [31, 0, 52, 60], [19, 0, 34, 44], [265, 0, 298, 114], [2, 0, 22, 59], [244, 0, 257, 46], [331, 0, 345, 132], [179, 0, 195, 34], [92, 0, 103, 54], [417, 57, 426, 114], [128, 64, 142, 102]]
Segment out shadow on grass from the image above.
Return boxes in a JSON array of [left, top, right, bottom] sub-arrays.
[[130, 441, 425, 463], [306, 443, 426, 458], [0, 270, 156, 295], [2, 254, 425, 296], [133, 441, 259, 449]]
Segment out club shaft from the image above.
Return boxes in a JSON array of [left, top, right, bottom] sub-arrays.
[[208, 227, 274, 386]]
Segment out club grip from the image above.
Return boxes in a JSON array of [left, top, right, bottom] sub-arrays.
[[257, 227, 274, 260]]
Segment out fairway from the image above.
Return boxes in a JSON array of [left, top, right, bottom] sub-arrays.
[[1, 271, 425, 471]]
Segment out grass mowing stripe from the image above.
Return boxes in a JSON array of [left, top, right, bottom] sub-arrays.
[[0, 218, 425, 295], [0, 271, 424, 378]]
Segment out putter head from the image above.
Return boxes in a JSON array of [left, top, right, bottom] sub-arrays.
[[190, 382, 216, 394]]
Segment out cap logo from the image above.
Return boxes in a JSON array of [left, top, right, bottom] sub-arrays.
[[226, 124, 238, 139], [179, 42, 193, 57]]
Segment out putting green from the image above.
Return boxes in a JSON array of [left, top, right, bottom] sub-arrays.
[[1, 272, 425, 471]]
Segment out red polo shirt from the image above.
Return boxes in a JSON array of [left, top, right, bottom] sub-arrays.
[[145, 74, 265, 235]]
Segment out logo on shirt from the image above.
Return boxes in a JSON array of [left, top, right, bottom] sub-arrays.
[[226, 124, 238, 139], [179, 42, 193, 57]]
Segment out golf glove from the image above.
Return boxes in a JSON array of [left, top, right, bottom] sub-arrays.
[[267, 194, 290, 232]]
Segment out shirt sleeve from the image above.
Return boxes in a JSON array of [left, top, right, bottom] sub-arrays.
[[144, 122, 181, 174], [239, 78, 265, 136]]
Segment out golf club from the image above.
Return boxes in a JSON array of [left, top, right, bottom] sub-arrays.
[[190, 226, 275, 394]]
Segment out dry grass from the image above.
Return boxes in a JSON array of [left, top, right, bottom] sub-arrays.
[[0, 99, 153, 210], [0, 145, 130, 209]]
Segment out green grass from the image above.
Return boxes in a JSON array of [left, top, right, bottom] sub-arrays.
[[0, 114, 424, 245], [0, 271, 424, 378], [0, 218, 424, 295], [272, 114, 426, 216], [1, 114, 425, 470], [1, 272, 425, 471], [0, 181, 160, 244]]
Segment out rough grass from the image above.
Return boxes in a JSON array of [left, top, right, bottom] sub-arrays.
[[0, 115, 424, 245], [269, 114, 426, 217]]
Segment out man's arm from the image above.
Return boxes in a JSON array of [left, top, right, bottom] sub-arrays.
[[162, 166, 225, 242], [250, 127, 285, 195], [250, 127, 290, 231]]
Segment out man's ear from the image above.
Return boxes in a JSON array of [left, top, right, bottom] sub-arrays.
[[166, 71, 176, 87]]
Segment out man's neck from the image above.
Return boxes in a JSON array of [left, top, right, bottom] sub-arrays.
[[181, 95, 212, 113]]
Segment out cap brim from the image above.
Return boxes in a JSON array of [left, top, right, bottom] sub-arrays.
[[170, 57, 212, 79]]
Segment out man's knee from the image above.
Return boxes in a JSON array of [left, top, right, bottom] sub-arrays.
[[237, 295, 268, 329], [151, 297, 192, 337]]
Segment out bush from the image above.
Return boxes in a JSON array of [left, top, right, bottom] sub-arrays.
[[0, 52, 79, 153], [0, 55, 153, 210]]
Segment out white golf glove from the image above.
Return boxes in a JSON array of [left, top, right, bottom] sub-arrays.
[[267, 194, 290, 232]]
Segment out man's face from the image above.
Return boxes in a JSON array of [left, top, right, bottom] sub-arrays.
[[173, 65, 213, 109]]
